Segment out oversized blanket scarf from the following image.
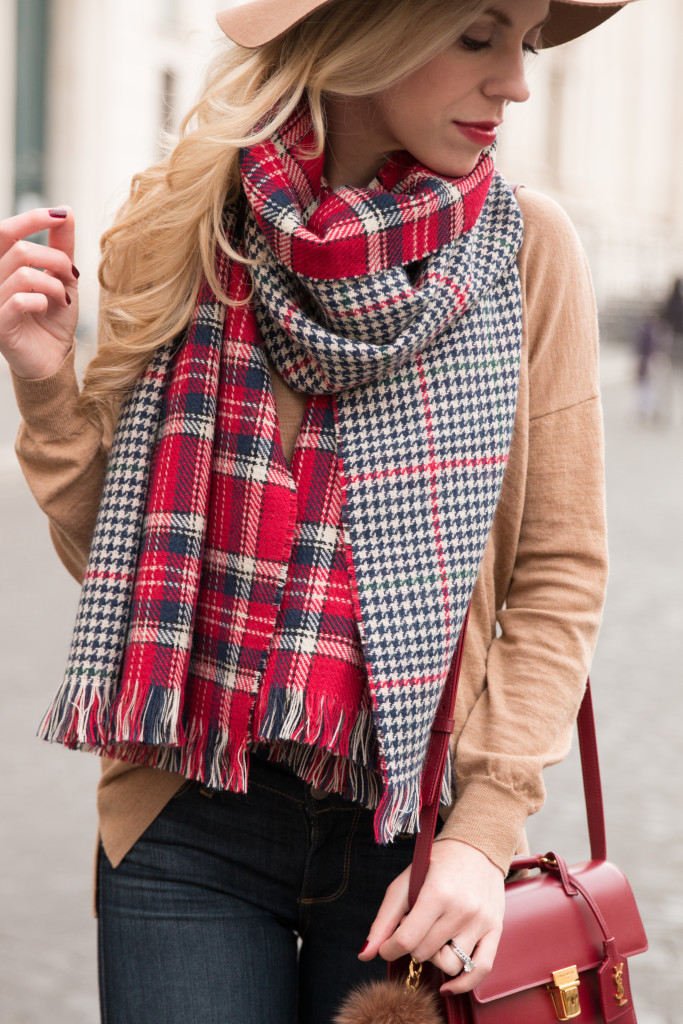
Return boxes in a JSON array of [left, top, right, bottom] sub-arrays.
[[40, 100, 524, 841]]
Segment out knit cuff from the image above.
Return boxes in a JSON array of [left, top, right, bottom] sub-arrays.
[[437, 778, 531, 875], [11, 347, 83, 441]]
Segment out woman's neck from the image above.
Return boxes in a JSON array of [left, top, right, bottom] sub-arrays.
[[323, 96, 392, 190]]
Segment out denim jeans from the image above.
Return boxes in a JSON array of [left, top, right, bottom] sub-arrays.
[[97, 751, 417, 1023]]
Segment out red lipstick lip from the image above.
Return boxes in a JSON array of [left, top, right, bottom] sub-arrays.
[[455, 121, 501, 130], [453, 121, 500, 146]]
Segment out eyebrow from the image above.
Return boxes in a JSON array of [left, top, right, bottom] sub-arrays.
[[483, 7, 550, 31]]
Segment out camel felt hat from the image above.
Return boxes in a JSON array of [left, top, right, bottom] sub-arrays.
[[216, 0, 638, 49]]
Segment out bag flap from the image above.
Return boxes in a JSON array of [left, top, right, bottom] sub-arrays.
[[472, 859, 648, 1005]]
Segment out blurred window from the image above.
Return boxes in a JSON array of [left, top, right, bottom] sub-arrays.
[[15, 0, 50, 212]]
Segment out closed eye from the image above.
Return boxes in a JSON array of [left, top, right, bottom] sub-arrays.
[[460, 36, 539, 56], [460, 35, 491, 52]]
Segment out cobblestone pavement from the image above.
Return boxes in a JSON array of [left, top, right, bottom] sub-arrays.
[[1, 342, 681, 1023]]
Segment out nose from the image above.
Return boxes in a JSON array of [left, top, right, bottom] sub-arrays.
[[483, 49, 531, 105]]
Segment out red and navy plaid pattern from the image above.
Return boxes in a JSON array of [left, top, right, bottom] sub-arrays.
[[40, 99, 524, 841], [114, 259, 300, 786], [240, 102, 494, 282], [251, 394, 381, 807]]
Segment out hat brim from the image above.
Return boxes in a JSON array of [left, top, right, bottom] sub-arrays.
[[217, 0, 330, 49], [216, 0, 636, 50], [543, 1, 632, 47]]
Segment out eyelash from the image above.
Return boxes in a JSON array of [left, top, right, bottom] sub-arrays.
[[460, 36, 539, 56]]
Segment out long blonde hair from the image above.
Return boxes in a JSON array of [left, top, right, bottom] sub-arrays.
[[82, 0, 491, 419]]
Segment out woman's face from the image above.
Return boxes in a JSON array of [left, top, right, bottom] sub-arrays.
[[326, 0, 550, 185]]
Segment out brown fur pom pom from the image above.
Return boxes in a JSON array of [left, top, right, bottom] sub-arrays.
[[333, 979, 445, 1024]]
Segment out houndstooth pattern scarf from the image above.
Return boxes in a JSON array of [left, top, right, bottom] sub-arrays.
[[40, 100, 524, 841]]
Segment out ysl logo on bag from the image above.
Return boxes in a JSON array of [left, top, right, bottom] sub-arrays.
[[612, 963, 628, 1006]]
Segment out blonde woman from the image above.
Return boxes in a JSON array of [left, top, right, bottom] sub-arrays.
[[1, 1, 634, 1021]]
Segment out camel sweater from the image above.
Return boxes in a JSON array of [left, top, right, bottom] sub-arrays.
[[13, 188, 608, 876]]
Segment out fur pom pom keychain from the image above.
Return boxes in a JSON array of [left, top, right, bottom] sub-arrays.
[[333, 971, 446, 1024]]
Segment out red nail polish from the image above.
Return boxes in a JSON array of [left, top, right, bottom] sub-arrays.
[[66, 293, 72, 305], [48, 208, 68, 218], [359, 940, 369, 954], [71, 265, 80, 279]]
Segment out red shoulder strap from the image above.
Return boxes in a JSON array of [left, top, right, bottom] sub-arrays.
[[408, 626, 607, 906]]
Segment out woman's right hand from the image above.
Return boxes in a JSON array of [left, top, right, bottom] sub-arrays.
[[0, 207, 79, 380]]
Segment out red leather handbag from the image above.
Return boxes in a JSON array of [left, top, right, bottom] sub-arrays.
[[335, 619, 649, 1024]]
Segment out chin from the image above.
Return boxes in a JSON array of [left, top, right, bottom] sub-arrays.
[[414, 147, 483, 180], [426, 157, 482, 179]]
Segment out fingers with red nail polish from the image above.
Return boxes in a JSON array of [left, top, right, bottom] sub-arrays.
[[0, 206, 79, 379]]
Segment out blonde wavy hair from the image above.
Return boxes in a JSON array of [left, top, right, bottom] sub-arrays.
[[82, 0, 491, 419]]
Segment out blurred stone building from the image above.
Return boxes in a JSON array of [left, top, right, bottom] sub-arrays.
[[1, 0, 223, 334], [2, 0, 682, 336], [497, 0, 683, 320]]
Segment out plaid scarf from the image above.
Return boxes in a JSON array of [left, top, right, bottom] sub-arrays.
[[40, 101, 524, 841], [250, 391, 381, 811]]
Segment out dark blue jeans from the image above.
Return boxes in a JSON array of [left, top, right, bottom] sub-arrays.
[[97, 751, 417, 1023]]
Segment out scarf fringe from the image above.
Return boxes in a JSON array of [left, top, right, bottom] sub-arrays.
[[109, 683, 184, 746], [372, 750, 453, 844], [255, 684, 376, 766], [43, 676, 452, 845], [265, 741, 382, 810], [59, 717, 251, 796], [173, 715, 249, 791], [37, 675, 110, 747], [441, 754, 454, 806], [38, 674, 185, 748], [373, 780, 423, 844], [264, 685, 439, 843], [253, 684, 382, 808]]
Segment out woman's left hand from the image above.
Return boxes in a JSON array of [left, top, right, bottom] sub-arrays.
[[358, 838, 505, 995]]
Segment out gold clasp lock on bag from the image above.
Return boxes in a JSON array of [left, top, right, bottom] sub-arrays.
[[547, 965, 581, 1020]]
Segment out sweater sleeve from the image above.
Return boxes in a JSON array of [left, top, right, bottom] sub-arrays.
[[438, 190, 609, 872], [12, 347, 110, 583]]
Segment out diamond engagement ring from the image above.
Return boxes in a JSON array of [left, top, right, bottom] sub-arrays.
[[448, 941, 477, 973]]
